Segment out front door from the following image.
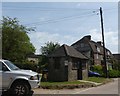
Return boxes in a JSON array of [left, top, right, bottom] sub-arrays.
[[77, 61, 82, 80]]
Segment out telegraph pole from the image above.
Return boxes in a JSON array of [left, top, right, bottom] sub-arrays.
[[100, 7, 108, 78]]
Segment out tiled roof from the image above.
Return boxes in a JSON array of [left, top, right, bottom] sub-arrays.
[[48, 44, 88, 59], [72, 35, 112, 55], [89, 40, 103, 54]]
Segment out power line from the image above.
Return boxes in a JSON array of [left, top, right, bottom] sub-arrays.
[[27, 11, 99, 33], [24, 10, 99, 26]]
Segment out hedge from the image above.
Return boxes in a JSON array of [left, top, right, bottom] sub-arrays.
[[91, 65, 120, 78], [108, 70, 120, 78], [91, 65, 104, 76], [15, 61, 38, 72]]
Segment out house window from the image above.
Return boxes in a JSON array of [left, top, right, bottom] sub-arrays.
[[72, 62, 79, 69], [64, 60, 68, 66], [96, 54, 99, 59], [82, 61, 86, 70], [30, 60, 35, 63], [101, 55, 103, 60], [72, 58, 79, 69], [107, 51, 110, 55], [54, 57, 60, 69], [97, 47, 100, 52]]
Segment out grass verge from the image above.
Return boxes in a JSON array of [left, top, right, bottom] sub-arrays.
[[85, 77, 113, 83], [39, 77, 113, 89], [41, 81, 83, 86]]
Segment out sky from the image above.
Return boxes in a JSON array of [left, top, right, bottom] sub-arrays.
[[2, 2, 118, 54]]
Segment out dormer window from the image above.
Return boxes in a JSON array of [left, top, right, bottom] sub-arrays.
[[107, 51, 110, 55]]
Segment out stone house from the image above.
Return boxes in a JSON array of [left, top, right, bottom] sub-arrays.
[[27, 54, 40, 64], [113, 54, 120, 63], [48, 44, 88, 82], [71, 35, 114, 69]]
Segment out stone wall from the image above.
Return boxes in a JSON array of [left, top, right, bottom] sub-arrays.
[[48, 57, 88, 82], [81, 60, 88, 80], [48, 57, 68, 81], [68, 58, 77, 81]]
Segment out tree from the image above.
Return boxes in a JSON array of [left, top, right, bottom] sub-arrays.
[[2, 17, 35, 62], [39, 42, 60, 71], [41, 41, 60, 56]]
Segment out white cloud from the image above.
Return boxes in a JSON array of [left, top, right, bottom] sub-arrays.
[[28, 28, 118, 54], [89, 29, 102, 41], [28, 31, 77, 54], [89, 29, 118, 53], [28, 32, 60, 53]]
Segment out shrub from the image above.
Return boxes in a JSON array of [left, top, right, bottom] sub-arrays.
[[91, 65, 104, 76], [91, 64, 120, 78], [108, 70, 119, 78], [14, 60, 38, 72]]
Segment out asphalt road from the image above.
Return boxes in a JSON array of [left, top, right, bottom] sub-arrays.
[[33, 78, 119, 95], [0, 78, 118, 96], [75, 78, 118, 94]]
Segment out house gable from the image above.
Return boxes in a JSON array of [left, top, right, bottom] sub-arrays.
[[71, 35, 113, 65], [49, 44, 88, 59]]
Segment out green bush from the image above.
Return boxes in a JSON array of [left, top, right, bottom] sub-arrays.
[[108, 70, 119, 78], [15, 61, 38, 72], [91, 65, 104, 76], [93, 65, 103, 70], [91, 64, 120, 78]]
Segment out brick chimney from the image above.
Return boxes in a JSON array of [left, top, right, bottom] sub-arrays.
[[97, 41, 102, 46], [84, 35, 91, 41]]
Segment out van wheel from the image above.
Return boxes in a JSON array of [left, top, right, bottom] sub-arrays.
[[10, 81, 30, 96]]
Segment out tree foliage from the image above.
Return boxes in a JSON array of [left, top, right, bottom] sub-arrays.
[[39, 42, 60, 71], [2, 17, 35, 62], [41, 41, 60, 56], [38, 55, 48, 72]]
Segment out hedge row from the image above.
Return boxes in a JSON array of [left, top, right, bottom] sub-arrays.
[[108, 70, 120, 78], [91, 65, 120, 78], [15, 62, 38, 72]]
